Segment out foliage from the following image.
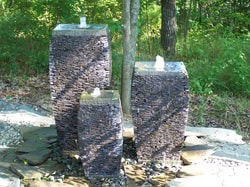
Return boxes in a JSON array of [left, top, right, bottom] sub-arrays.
[[178, 32, 250, 96], [0, 0, 122, 74], [0, 0, 249, 97]]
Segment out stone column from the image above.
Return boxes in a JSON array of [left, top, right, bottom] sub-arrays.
[[78, 90, 123, 177], [49, 24, 112, 152], [131, 62, 189, 162]]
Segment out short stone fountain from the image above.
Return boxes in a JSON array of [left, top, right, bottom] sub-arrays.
[[77, 89, 123, 177]]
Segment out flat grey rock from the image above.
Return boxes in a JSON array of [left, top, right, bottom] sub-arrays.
[[16, 140, 50, 153], [177, 163, 214, 178], [184, 136, 207, 146], [10, 161, 58, 179], [185, 126, 244, 144], [17, 148, 52, 165], [0, 111, 55, 127], [213, 144, 250, 163], [10, 163, 43, 179], [0, 147, 17, 168], [181, 145, 215, 165], [21, 126, 57, 141]]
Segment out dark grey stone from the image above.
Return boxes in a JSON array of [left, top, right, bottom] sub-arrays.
[[131, 62, 189, 162], [77, 90, 123, 177], [49, 24, 112, 152]]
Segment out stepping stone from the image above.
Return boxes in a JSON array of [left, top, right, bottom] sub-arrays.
[[10, 163, 44, 179], [177, 163, 214, 178], [181, 145, 215, 165], [185, 126, 244, 144], [184, 136, 207, 147], [17, 148, 52, 165], [16, 140, 50, 153], [0, 147, 16, 168], [0, 111, 55, 127], [21, 126, 57, 141], [212, 144, 250, 163], [10, 161, 59, 179]]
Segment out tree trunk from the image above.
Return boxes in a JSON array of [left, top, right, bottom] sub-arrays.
[[121, 0, 140, 115], [161, 0, 177, 60], [184, 0, 193, 42]]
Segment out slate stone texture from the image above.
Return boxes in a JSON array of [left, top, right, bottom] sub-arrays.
[[77, 90, 123, 177], [49, 24, 112, 152], [131, 62, 189, 162]]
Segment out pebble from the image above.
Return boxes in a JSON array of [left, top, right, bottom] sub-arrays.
[[56, 178, 63, 183], [49, 176, 55, 181]]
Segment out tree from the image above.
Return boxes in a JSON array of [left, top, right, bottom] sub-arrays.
[[121, 0, 140, 114], [161, 0, 177, 59]]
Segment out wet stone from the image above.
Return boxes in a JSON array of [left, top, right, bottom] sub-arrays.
[[49, 24, 112, 152], [131, 61, 189, 162], [77, 90, 123, 177]]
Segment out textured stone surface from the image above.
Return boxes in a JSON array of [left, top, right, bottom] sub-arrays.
[[49, 24, 112, 152], [0, 121, 22, 146], [78, 90, 123, 177], [131, 61, 189, 162]]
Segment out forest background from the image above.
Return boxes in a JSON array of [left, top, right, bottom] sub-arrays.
[[0, 0, 249, 96]]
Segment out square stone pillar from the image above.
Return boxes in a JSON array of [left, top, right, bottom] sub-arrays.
[[49, 24, 112, 152], [131, 62, 189, 162], [78, 90, 123, 177]]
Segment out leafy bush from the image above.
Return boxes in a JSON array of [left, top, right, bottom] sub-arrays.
[[178, 32, 250, 96]]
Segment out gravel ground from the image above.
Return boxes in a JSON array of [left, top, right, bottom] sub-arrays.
[[0, 121, 23, 146]]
